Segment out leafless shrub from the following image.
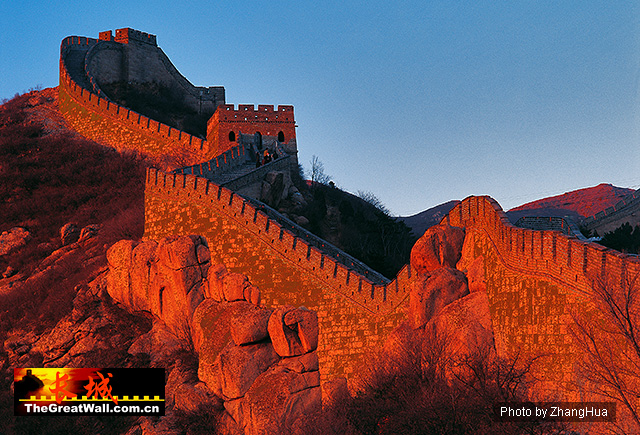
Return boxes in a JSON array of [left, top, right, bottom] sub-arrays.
[[570, 272, 640, 432]]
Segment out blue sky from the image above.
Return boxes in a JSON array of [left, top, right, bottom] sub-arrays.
[[2, 1, 640, 216]]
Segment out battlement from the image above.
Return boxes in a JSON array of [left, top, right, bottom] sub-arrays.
[[208, 104, 297, 156], [143, 168, 407, 312], [143, 168, 410, 380], [58, 31, 227, 164], [213, 104, 295, 122], [114, 28, 157, 46], [445, 195, 640, 296], [514, 216, 584, 238]]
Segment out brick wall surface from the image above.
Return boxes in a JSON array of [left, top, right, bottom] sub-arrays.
[[143, 169, 411, 383], [445, 196, 640, 398], [59, 36, 213, 164], [59, 32, 293, 165]]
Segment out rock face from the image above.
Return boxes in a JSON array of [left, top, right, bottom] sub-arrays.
[[407, 223, 496, 368], [424, 291, 495, 360], [268, 306, 319, 357], [260, 171, 290, 209], [106, 235, 209, 336], [410, 267, 469, 329], [60, 223, 80, 246], [410, 224, 465, 274], [105, 234, 321, 435]]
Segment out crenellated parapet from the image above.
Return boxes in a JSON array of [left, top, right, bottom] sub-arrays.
[[59, 33, 214, 164], [144, 168, 410, 314], [444, 195, 640, 294], [443, 196, 640, 397], [143, 168, 410, 381], [207, 104, 297, 156], [59, 29, 297, 168]]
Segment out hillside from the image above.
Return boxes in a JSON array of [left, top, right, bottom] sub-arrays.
[[398, 200, 460, 238], [506, 183, 633, 223]]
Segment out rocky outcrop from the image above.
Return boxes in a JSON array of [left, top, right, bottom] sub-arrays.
[[410, 267, 469, 329], [106, 235, 209, 336], [260, 171, 291, 209], [105, 234, 321, 435], [60, 222, 80, 246], [410, 224, 465, 274], [407, 222, 495, 367], [424, 291, 495, 360], [268, 305, 319, 357]]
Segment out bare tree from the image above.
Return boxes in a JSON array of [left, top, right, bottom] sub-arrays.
[[570, 272, 640, 432], [309, 155, 330, 187], [356, 190, 390, 216]]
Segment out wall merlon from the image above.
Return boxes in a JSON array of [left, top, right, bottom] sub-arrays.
[[308, 246, 323, 265], [218, 186, 234, 205], [114, 28, 157, 46], [254, 210, 269, 231]]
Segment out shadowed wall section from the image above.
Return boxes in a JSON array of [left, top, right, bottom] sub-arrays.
[[58, 30, 297, 166], [143, 168, 411, 382], [59, 35, 215, 164]]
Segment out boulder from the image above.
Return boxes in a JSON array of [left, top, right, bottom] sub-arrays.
[[78, 224, 100, 242], [3, 266, 16, 279], [260, 171, 289, 208], [276, 352, 319, 374], [205, 263, 228, 301], [230, 305, 273, 346], [239, 369, 321, 435], [106, 236, 211, 335], [128, 240, 159, 313], [222, 273, 251, 302], [268, 306, 319, 357], [294, 215, 309, 226], [466, 256, 487, 293], [128, 320, 184, 365], [60, 223, 79, 246], [215, 341, 280, 400], [173, 382, 223, 414], [194, 301, 261, 390], [410, 267, 469, 329], [410, 224, 465, 274], [0, 227, 31, 256], [423, 291, 495, 364], [106, 239, 138, 304], [456, 228, 476, 272]]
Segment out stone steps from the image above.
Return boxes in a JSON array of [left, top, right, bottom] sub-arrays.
[[210, 162, 258, 184]]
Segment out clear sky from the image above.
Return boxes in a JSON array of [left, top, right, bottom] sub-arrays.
[[2, 1, 640, 216]]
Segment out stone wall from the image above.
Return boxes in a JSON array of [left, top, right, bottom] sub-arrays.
[[58, 30, 297, 166], [207, 104, 297, 155], [59, 35, 213, 164], [143, 168, 411, 383], [445, 196, 640, 397]]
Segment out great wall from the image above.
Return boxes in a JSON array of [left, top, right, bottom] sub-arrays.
[[58, 28, 640, 401]]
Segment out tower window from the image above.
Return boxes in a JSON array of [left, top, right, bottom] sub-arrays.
[[278, 131, 285, 142], [229, 131, 236, 142]]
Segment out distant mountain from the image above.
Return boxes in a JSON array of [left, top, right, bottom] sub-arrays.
[[398, 200, 461, 238], [399, 184, 634, 238], [506, 184, 634, 224]]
